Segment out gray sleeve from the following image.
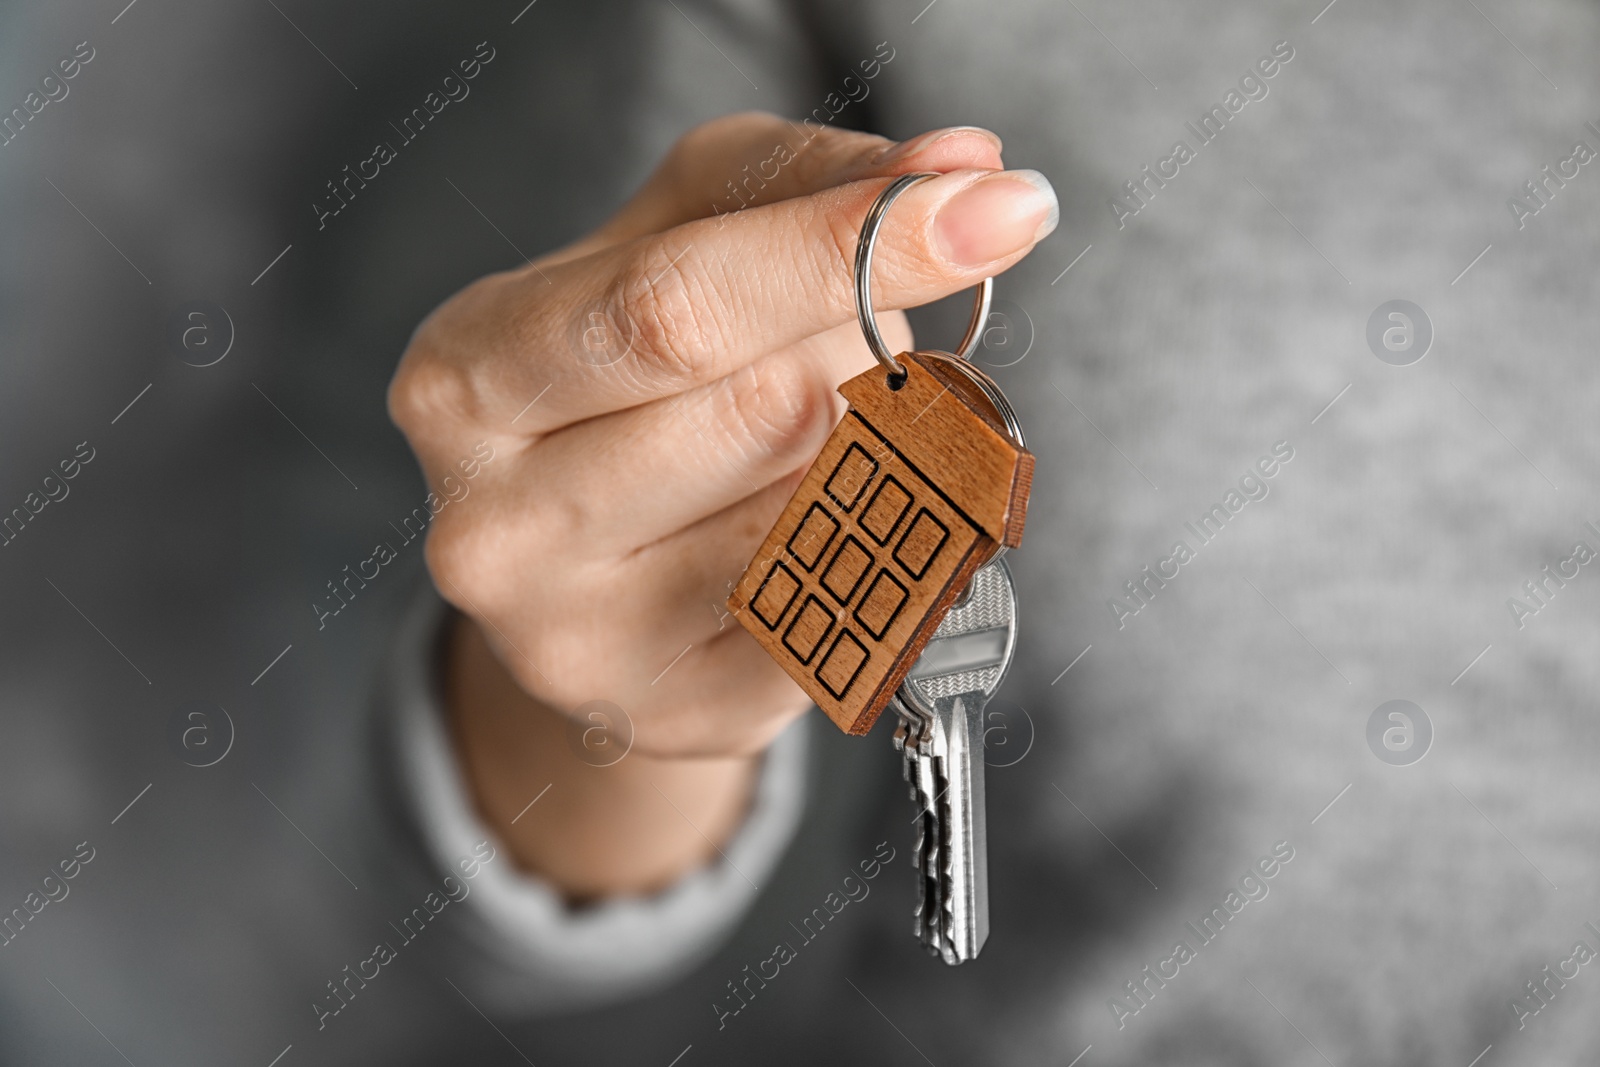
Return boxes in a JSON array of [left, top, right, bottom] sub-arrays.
[[380, 575, 810, 1014]]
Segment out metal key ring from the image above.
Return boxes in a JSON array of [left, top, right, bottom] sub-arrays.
[[855, 172, 994, 380]]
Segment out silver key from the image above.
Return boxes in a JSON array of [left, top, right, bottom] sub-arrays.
[[893, 556, 1018, 964]]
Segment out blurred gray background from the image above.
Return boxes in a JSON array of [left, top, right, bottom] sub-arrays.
[[1, 0, 1598, 1064]]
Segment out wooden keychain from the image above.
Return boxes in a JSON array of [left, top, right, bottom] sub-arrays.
[[728, 172, 1034, 735]]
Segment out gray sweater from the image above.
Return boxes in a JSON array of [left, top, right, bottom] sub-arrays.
[[1, 0, 1597, 1063]]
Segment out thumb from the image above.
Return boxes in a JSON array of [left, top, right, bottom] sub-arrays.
[[551, 112, 1004, 262]]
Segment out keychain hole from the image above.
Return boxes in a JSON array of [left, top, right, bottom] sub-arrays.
[[887, 370, 908, 391]]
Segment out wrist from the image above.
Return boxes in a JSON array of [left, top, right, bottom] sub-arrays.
[[443, 613, 761, 901]]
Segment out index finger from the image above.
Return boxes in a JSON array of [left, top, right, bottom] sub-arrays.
[[496, 166, 1057, 434]]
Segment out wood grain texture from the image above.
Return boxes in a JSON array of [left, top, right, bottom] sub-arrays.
[[839, 352, 1033, 546], [729, 351, 1034, 735]]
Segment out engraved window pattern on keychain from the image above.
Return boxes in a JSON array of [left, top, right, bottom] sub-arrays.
[[745, 414, 978, 703]]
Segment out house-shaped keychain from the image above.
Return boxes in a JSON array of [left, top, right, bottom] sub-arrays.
[[728, 350, 1033, 735]]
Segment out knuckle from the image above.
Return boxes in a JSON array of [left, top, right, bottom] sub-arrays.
[[610, 242, 722, 383], [423, 503, 528, 614], [387, 348, 471, 438], [426, 483, 589, 614], [820, 202, 860, 275], [807, 184, 944, 313], [422, 508, 488, 605], [806, 198, 861, 316], [722, 357, 831, 461], [388, 274, 519, 435]]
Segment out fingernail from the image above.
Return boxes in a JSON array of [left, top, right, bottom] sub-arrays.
[[873, 126, 1003, 164], [935, 170, 1058, 266]]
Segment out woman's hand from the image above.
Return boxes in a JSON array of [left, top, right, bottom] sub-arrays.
[[389, 113, 1056, 897]]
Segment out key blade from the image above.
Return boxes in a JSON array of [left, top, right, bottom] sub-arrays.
[[933, 692, 989, 962]]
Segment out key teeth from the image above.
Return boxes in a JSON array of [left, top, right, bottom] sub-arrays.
[[925, 751, 949, 955], [893, 665, 996, 966], [903, 732, 939, 951], [940, 833, 961, 964]]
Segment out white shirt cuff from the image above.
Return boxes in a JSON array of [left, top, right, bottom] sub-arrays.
[[386, 578, 810, 1007]]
